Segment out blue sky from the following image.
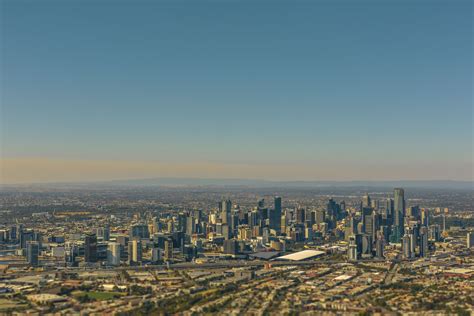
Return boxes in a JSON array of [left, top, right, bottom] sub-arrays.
[[1, 0, 472, 182]]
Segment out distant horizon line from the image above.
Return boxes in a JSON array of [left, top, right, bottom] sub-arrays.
[[1, 176, 472, 187]]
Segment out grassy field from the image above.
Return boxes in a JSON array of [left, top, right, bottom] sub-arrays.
[[74, 291, 125, 301]]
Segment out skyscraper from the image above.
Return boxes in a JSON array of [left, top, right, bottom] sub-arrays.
[[361, 207, 373, 234], [221, 199, 232, 225], [348, 235, 358, 261], [467, 232, 474, 248], [20, 230, 34, 250], [96, 225, 110, 241], [375, 233, 384, 259], [186, 215, 196, 236], [26, 241, 39, 267], [420, 209, 430, 227], [107, 242, 121, 266], [131, 239, 142, 264], [315, 210, 325, 225], [127, 239, 142, 265], [394, 188, 405, 226], [130, 224, 150, 239], [419, 226, 428, 257], [164, 238, 173, 262], [393, 188, 405, 241], [270, 196, 282, 233], [296, 207, 305, 225], [362, 194, 371, 208], [402, 235, 411, 259], [84, 234, 98, 263], [151, 247, 161, 263]]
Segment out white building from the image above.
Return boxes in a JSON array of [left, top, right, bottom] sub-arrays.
[[107, 242, 121, 266]]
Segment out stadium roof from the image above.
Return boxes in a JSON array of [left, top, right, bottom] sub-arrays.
[[249, 251, 280, 260], [275, 250, 325, 261]]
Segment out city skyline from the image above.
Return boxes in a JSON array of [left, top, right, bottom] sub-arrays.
[[1, 183, 473, 314], [0, 1, 472, 314], [1, 0, 473, 183]]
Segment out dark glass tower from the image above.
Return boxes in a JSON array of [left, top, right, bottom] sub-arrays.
[[271, 196, 282, 232]]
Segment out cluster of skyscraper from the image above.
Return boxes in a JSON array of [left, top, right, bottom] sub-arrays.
[[346, 188, 440, 261], [0, 224, 42, 266], [2, 187, 468, 268]]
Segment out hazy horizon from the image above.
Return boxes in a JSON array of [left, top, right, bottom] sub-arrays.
[[1, 0, 473, 184], [1, 157, 473, 186]]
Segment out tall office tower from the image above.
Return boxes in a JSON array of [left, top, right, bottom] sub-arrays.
[[340, 200, 346, 211], [281, 214, 287, 234], [371, 212, 381, 241], [315, 210, 325, 225], [375, 232, 384, 259], [84, 234, 98, 263], [371, 199, 379, 210], [345, 215, 358, 240], [361, 207, 373, 234], [167, 219, 174, 233], [186, 216, 196, 236], [127, 241, 133, 264], [348, 236, 358, 261], [107, 242, 121, 266], [222, 224, 230, 240], [308, 211, 316, 226], [193, 209, 203, 221], [174, 213, 184, 232], [407, 228, 416, 257], [130, 224, 150, 239], [393, 188, 405, 227], [9, 225, 17, 241], [326, 198, 340, 220], [65, 243, 78, 266], [131, 239, 142, 264], [164, 239, 173, 262], [429, 224, 441, 242], [296, 207, 305, 224], [151, 247, 161, 263], [270, 196, 282, 232], [406, 206, 420, 220], [96, 225, 110, 241], [361, 235, 373, 258], [238, 207, 247, 224], [362, 194, 371, 208], [26, 241, 39, 267], [20, 230, 34, 250], [152, 216, 161, 233], [392, 188, 405, 242], [467, 232, 474, 248], [442, 214, 447, 232], [420, 209, 430, 227], [419, 227, 428, 257], [257, 198, 265, 209], [379, 225, 390, 242], [249, 210, 259, 228], [230, 212, 239, 235], [221, 199, 232, 225], [402, 235, 411, 259], [384, 198, 394, 223]]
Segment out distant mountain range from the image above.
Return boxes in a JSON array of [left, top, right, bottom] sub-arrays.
[[101, 178, 473, 189], [2, 178, 472, 190]]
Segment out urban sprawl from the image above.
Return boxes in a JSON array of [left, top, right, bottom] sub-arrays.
[[0, 186, 473, 315]]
